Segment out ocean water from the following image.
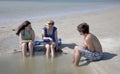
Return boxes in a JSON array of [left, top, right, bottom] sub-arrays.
[[0, 1, 120, 23]]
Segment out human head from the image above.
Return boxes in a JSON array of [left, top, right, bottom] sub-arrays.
[[77, 22, 89, 34], [16, 20, 31, 35], [47, 20, 54, 25], [22, 20, 31, 28], [25, 22, 31, 30]]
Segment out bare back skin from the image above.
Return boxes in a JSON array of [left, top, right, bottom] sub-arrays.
[[84, 33, 102, 52]]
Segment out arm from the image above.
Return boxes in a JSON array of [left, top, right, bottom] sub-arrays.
[[85, 38, 94, 51], [19, 31, 23, 45], [55, 30, 58, 49], [83, 40, 88, 49], [31, 30, 35, 41], [41, 29, 53, 41]]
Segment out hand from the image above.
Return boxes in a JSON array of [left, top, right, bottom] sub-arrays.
[[49, 37, 53, 42]]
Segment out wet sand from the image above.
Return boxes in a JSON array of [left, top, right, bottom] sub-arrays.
[[0, 6, 120, 74]]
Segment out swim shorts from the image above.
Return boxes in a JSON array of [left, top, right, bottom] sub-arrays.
[[80, 46, 103, 61]]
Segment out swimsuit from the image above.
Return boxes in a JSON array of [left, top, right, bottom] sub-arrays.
[[43, 26, 57, 42], [79, 46, 103, 61], [22, 30, 32, 40]]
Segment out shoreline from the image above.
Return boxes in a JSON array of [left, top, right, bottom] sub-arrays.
[[0, 2, 119, 24]]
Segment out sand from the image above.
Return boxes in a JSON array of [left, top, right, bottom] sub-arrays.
[[0, 6, 120, 74]]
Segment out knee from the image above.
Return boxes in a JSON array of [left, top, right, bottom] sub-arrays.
[[74, 46, 79, 51], [50, 42, 55, 48], [21, 43, 27, 47], [28, 42, 34, 46], [45, 44, 50, 49], [74, 46, 82, 53], [74, 46, 79, 50]]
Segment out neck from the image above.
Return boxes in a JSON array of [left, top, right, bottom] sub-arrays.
[[83, 33, 89, 39], [47, 27, 53, 30], [25, 28, 30, 31]]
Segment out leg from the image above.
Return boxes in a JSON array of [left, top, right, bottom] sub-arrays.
[[73, 46, 79, 63], [28, 41, 34, 56], [73, 46, 82, 66], [45, 44, 50, 58], [50, 42, 56, 58], [21, 43, 27, 57]]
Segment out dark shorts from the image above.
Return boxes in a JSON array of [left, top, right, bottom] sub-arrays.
[[79, 46, 103, 61]]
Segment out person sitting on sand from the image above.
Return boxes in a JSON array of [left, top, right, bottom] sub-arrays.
[[73, 22, 103, 66], [42, 20, 58, 58], [16, 20, 35, 57]]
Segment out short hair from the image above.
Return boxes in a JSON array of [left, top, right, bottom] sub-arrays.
[[77, 22, 89, 34]]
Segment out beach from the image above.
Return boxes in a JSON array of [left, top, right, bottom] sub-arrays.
[[0, 1, 120, 74]]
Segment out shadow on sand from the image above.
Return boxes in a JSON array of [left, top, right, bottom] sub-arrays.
[[102, 52, 117, 60], [60, 43, 77, 49], [33, 43, 77, 57], [80, 52, 117, 66], [34, 43, 77, 51]]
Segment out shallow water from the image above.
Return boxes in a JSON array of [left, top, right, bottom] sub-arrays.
[[0, 1, 119, 23], [1, 37, 120, 74], [0, 36, 91, 74], [0, 53, 91, 74]]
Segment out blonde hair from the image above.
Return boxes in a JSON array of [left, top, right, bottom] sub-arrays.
[[47, 20, 54, 25]]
